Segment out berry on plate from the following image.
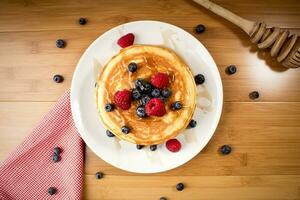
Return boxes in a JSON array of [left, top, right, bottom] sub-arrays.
[[151, 72, 169, 89], [145, 98, 166, 117], [166, 139, 181, 152], [117, 33, 135, 48], [114, 89, 132, 110]]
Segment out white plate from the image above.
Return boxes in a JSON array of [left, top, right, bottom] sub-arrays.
[[71, 20, 223, 173]]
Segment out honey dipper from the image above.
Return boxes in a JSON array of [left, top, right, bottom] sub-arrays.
[[193, 0, 300, 68]]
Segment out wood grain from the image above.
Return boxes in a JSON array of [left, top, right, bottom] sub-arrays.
[[0, 0, 300, 199]]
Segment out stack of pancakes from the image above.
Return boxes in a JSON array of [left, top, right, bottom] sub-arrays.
[[96, 45, 196, 145]]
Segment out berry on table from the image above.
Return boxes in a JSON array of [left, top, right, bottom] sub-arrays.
[[53, 74, 64, 83], [176, 183, 185, 191], [195, 24, 206, 34], [56, 39, 66, 48], [95, 172, 104, 179], [78, 17, 87, 25], [249, 91, 260, 100], [226, 65, 237, 75], [220, 145, 232, 155], [48, 187, 57, 195]]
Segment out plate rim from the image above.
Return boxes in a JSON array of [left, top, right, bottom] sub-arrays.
[[70, 20, 223, 173]]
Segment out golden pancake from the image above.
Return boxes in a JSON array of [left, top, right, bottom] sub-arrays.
[[96, 45, 196, 145]]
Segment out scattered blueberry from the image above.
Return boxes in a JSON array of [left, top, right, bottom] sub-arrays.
[[53, 74, 64, 83], [106, 130, 115, 137], [150, 145, 157, 151], [176, 183, 185, 191], [131, 89, 142, 100], [79, 17, 87, 25], [194, 74, 205, 85], [160, 197, 167, 200], [140, 95, 151, 106], [52, 154, 60, 163], [95, 172, 104, 179], [53, 147, 62, 155], [151, 88, 161, 97], [226, 65, 237, 75], [195, 24, 206, 34], [187, 119, 197, 129], [249, 91, 260, 100], [105, 103, 114, 112], [136, 106, 147, 118], [136, 144, 144, 150], [48, 187, 57, 195], [121, 126, 130, 134], [220, 145, 232, 155], [161, 88, 172, 98], [56, 39, 66, 48], [128, 62, 138, 73], [172, 101, 182, 110]]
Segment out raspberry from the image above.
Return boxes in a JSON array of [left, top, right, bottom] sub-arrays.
[[151, 73, 169, 89], [114, 89, 132, 110], [117, 33, 135, 48], [166, 139, 181, 153], [145, 98, 166, 117]]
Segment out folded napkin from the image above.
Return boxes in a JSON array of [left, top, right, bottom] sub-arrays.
[[0, 91, 84, 200]]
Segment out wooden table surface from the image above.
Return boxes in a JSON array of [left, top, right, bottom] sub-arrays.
[[1, 0, 300, 199]]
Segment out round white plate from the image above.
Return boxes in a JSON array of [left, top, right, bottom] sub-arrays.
[[71, 20, 223, 173]]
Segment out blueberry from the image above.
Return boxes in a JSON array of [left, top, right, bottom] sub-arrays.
[[194, 74, 205, 85], [150, 145, 157, 151], [187, 119, 197, 129], [78, 17, 87, 25], [151, 88, 161, 97], [53, 74, 64, 83], [134, 79, 152, 94], [48, 187, 57, 195], [56, 39, 65, 48], [195, 24, 206, 34], [128, 62, 138, 72], [136, 106, 147, 118], [143, 82, 152, 94], [105, 103, 114, 112], [226, 65, 237, 75], [53, 147, 62, 155], [140, 95, 151, 106], [134, 79, 144, 89], [136, 144, 144, 150], [95, 172, 104, 179], [131, 89, 142, 100], [52, 154, 60, 163], [176, 183, 184, 191], [160, 197, 167, 200], [106, 130, 115, 137], [220, 145, 232, 155], [249, 91, 259, 100], [121, 126, 130, 134], [161, 88, 172, 98], [172, 101, 182, 110]]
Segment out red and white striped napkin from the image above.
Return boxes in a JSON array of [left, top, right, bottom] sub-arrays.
[[0, 91, 84, 200]]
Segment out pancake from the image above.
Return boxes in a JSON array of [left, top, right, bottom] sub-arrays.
[[96, 45, 196, 145]]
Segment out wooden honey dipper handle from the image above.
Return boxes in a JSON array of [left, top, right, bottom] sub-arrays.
[[193, 0, 300, 68]]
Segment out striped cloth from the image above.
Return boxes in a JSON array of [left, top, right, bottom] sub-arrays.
[[0, 91, 84, 200]]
